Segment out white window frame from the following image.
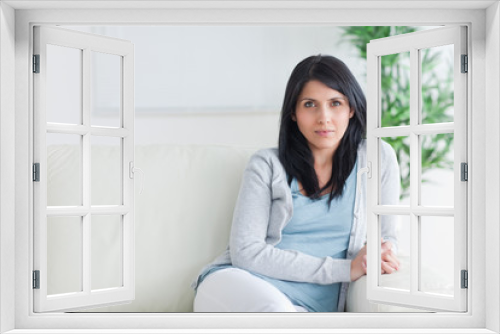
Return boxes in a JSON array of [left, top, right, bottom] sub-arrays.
[[1, 2, 498, 333], [33, 25, 135, 312], [366, 26, 468, 312]]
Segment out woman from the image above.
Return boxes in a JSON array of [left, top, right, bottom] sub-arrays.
[[192, 55, 401, 312]]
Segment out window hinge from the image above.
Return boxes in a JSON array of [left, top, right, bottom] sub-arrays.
[[33, 270, 40, 289], [33, 54, 40, 73], [461, 270, 468, 289], [33, 163, 40, 182], [461, 162, 468, 181], [461, 54, 468, 73]]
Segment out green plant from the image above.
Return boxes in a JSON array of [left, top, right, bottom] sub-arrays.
[[341, 26, 454, 199]]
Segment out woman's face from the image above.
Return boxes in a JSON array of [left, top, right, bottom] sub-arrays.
[[292, 80, 354, 156]]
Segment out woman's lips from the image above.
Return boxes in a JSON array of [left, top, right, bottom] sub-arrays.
[[315, 130, 334, 137]]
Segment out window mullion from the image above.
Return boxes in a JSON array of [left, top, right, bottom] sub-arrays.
[[410, 47, 420, 296], [82, 214, 91, 294], [372, 205, 454, 216], [82, 47, 91, 295], [414, 123, 454, 135], [46, 206, 130, 216], [46, 124, 130, 138]]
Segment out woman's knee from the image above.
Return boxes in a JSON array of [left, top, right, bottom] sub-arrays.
[[193, 268, 298, 312]]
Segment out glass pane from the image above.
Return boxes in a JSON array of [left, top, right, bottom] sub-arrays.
[[91, 136, 122, 205], [379, 215, 410, 292], [46, 44, 82, 125], [420, 133, 454, 207], [91, 215, 123, 290], [380, 137, 409, 203], [380, 52, 410, 127], [91, 52, 121, 128], [420, 44, 454, 124], [420, 216, 454, 296], [47, 216, 82, 295], [47, 133, 82, 206]]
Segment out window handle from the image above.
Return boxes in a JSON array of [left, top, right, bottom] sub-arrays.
[[129, 161, 145, 195], [356, 162, 372, 196]]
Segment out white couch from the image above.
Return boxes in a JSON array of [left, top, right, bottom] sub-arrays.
[[47, 143, 428, 313]]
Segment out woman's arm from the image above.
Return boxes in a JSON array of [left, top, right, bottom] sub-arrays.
[[229, 151, 352, 285]]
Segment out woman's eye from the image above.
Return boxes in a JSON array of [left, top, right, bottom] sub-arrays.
[[304, 101, 315, 108], [331, 101, 341, 107]]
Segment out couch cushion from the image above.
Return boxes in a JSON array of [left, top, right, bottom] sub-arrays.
[[48, 144, 258, 312]]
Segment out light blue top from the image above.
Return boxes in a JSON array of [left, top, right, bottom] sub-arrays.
[[192, 140, 401, 312], [198, 163, 357, 312], [254, 163, 356, 312]]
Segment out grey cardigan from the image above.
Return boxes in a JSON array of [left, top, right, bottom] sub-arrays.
[[192, 140, 400, 312]]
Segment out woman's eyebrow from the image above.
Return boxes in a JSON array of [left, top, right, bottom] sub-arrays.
[[299, 96, 347, 101]]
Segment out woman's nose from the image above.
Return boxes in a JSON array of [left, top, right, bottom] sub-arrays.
[[317, 105, 330, 124]]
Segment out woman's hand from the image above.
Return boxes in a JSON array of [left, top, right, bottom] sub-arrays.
[[350, 245, 367, 281], [380, 240, 400, 274], [350, 239, 400, 282]]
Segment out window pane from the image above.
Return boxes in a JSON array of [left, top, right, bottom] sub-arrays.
[[420, 133, 454, 207], [380, 52, 410, 127], [47, 216, 82, 295], [420, 216, 454, 296], [420, 44, 454, 124], [380, 137, 409, 203], [91, 215, 123, 290], [91, 136, 122, 205], [378, 215, 410, 292], [47, 133, 82, 206], [92, 52, 121, 128], [46, 44, 82, 125]]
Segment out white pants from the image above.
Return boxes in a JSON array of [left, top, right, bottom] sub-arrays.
[[193, 268, 309, 312]]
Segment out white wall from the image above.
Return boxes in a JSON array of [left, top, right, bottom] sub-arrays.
[[486, 2, 500, 332], [60, 25, 365, 147]]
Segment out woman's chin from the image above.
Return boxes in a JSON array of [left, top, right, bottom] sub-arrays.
[[308, 142, 339, 153]]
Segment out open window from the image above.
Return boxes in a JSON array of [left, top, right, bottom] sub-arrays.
[[30, 24, 469, 314], [366, 26, 467, 312], [2, 0, 496, 330], [33, 26, 135, 312]]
